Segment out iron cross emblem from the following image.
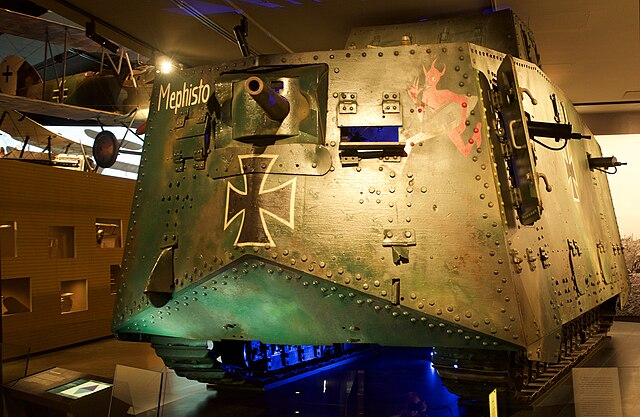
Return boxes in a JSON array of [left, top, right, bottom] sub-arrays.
[[224, 155, 296, 247], [563, 148, 580, 202]]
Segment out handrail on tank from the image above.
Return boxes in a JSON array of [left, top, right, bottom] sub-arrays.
[[244, 76, 290, 122]]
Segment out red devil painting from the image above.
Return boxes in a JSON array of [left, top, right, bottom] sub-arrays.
[[407, 60, 482, 156]]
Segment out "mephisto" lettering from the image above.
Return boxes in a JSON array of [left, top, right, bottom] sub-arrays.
[[158, 79, 211, 114]]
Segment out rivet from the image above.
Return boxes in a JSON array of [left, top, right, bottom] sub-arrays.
[[405, 231, 412, 238], [374, 280, 380, 287], [363, 283, 369, 290], [338, 268, 344, 274], [381, 290, 387, 296], [428, 300, 435, 306], [436, 308, 442, 315]]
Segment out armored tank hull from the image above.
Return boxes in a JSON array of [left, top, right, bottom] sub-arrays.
[[113, 10, 629, 400]]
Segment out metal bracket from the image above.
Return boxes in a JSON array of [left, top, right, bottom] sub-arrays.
[[383, 229, 416, 265], [173, 150, 186, 172], [568, 239, 581, 257], [526, 247, 537, 271], [340, 154, 359, 167], [510, 249, 523, 273], [175, 110, 188, 129], [382, 229, 416, 247], [161, 233, 179, 247], [539, 247, 551, 269], [382, 92, 400, 114], [338, 92, 357, 114]]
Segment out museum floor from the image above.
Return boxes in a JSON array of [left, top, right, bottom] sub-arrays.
[[4, 320, 640, 417]]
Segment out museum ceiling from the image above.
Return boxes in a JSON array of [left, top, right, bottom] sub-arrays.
[[11, 0, 640, 131]]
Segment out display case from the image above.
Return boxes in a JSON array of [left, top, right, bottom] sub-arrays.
[[1, 220, 17, 257], [95, 218, 122, 249], [49, 226, 75, 259], [1, 277, 31, 315], [60, 280, 88, 314]]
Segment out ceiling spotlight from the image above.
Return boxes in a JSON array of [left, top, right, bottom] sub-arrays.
[[157, 57, 176, 74]]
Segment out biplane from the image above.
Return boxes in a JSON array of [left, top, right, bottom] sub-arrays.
[[0, 7, 150, 173]]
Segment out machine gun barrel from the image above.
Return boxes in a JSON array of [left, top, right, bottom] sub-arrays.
[[244, 76, 290, 121], [527, 121, 591, 140]]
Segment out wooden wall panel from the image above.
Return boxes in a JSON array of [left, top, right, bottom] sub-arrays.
[[1, 159, 134, 354]]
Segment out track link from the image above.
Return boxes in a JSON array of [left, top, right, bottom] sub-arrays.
[[150, 338, 366, 389]]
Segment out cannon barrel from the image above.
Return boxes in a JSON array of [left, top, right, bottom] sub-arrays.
[[244, 76, 290, 122]]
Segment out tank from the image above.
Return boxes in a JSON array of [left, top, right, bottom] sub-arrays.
[[112, 10, 629, 401]]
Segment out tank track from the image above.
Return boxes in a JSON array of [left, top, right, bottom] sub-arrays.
[[150, 338, 366, 388], [432, 303, 615, 403], [148, 301, 615, 397]]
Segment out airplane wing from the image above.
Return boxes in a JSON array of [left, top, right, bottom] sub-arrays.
[[0, 107, 92, 155], [0, 93, 140, 127], [0, 108, 140, 174], [109, 160, 139, 174], [0, 8, 103, 52]]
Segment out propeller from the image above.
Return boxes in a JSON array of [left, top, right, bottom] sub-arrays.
[[92, 130, 120, 169], [84, 128, 142, 151]]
